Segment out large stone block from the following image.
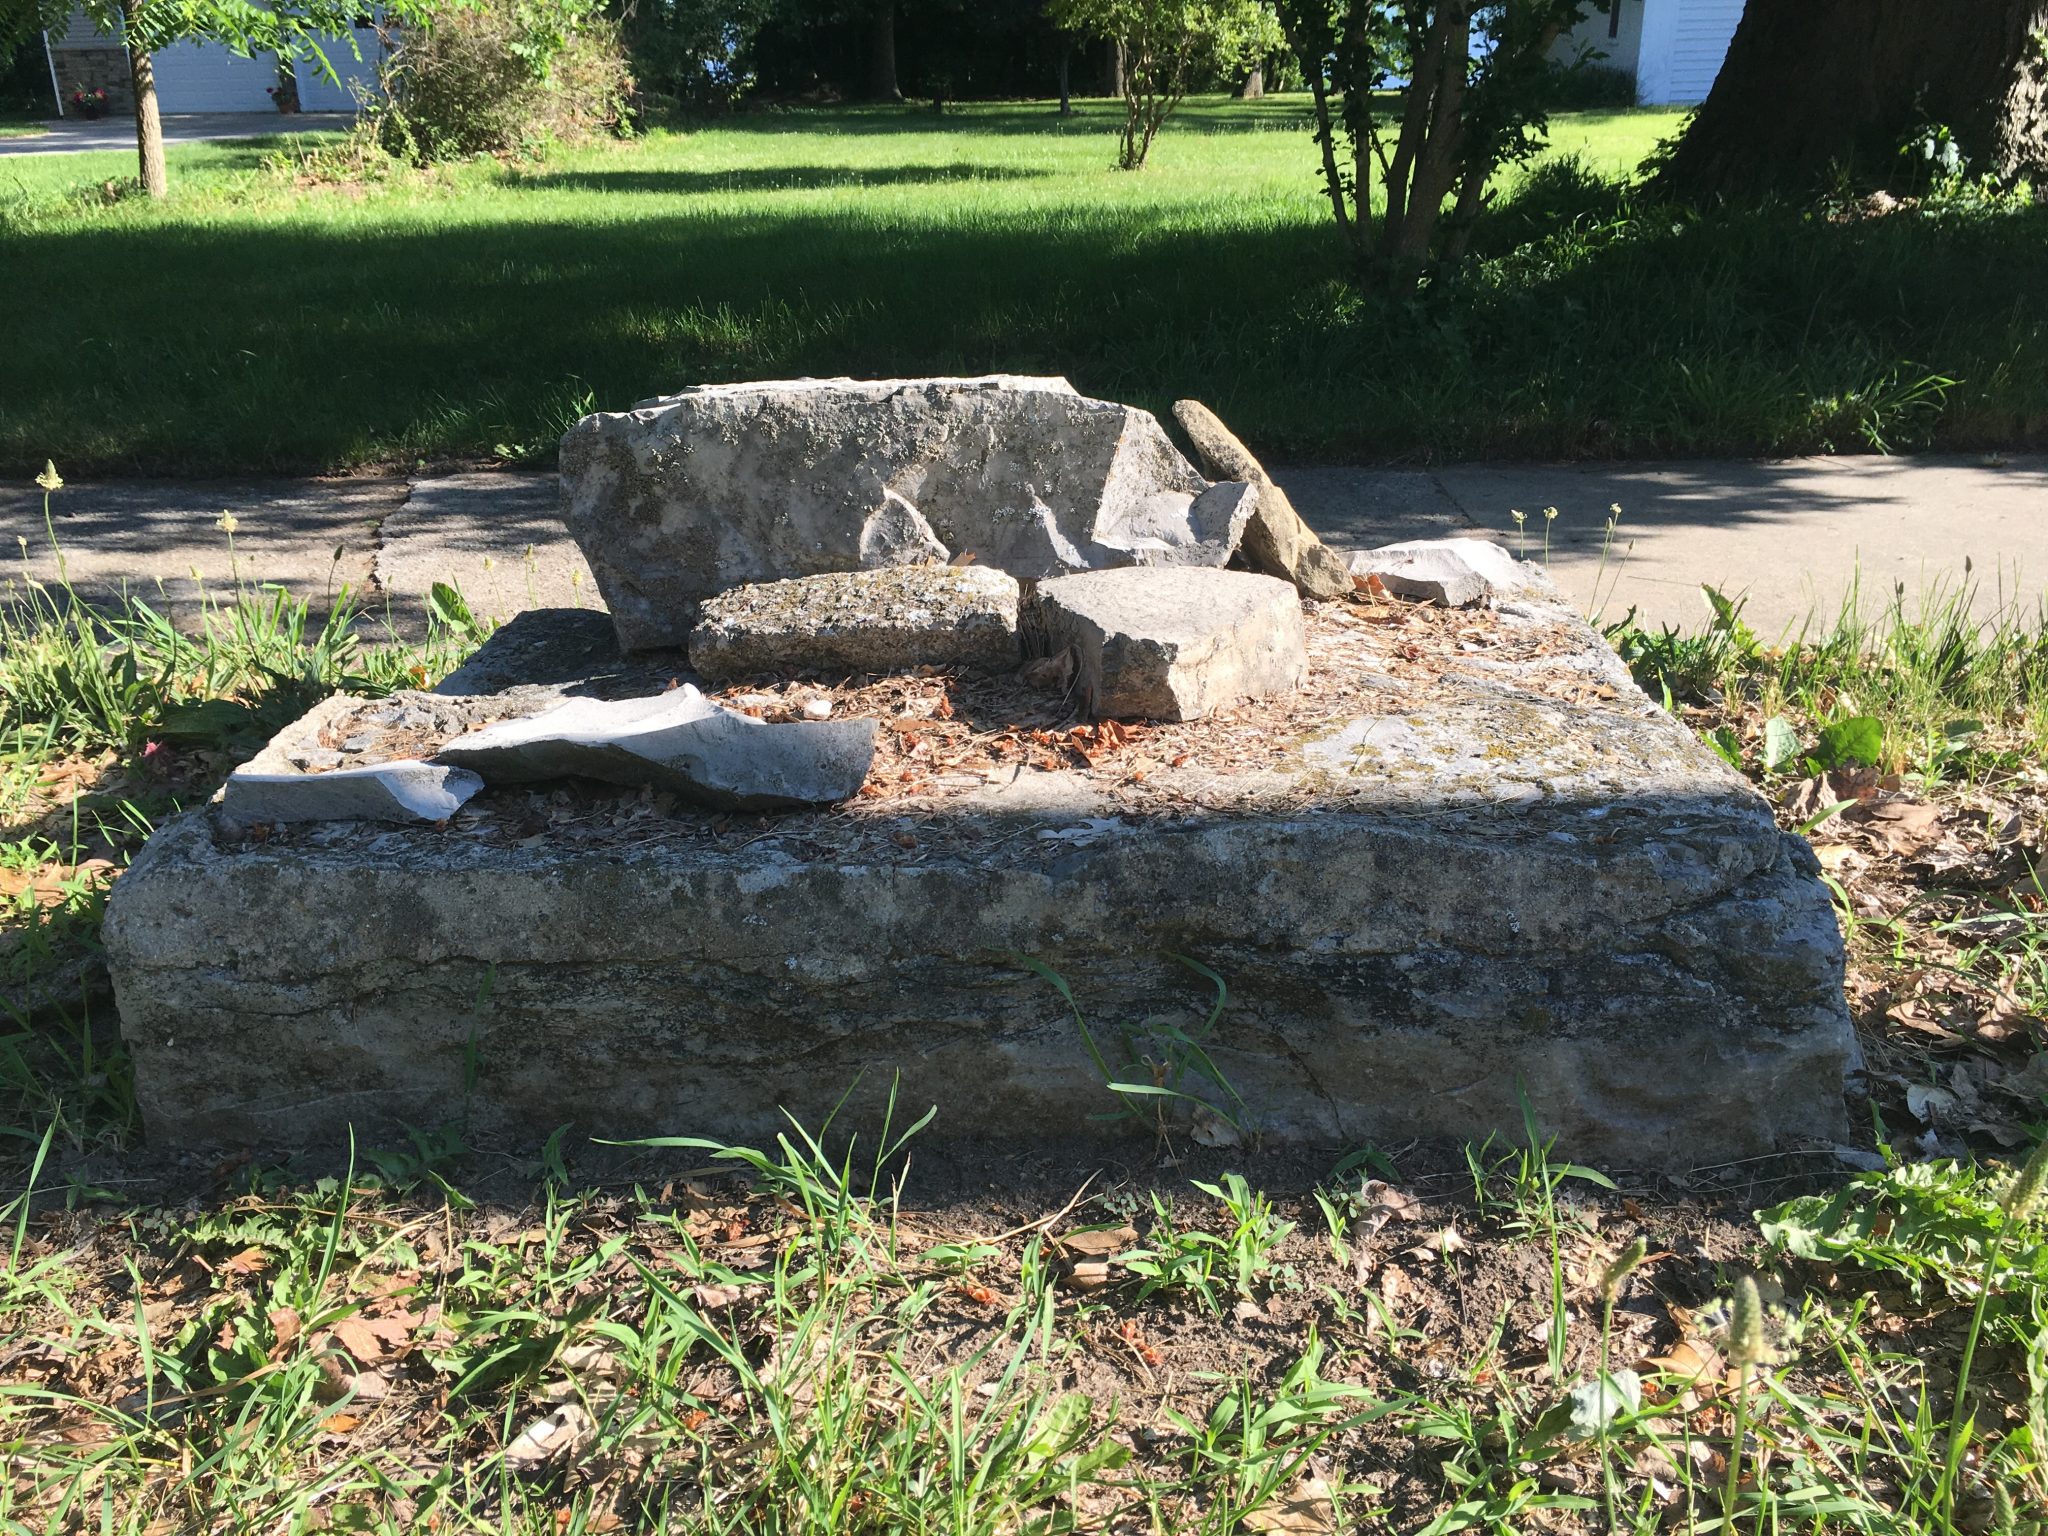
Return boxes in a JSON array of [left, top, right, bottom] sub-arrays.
[[1033, 567, 1307, 721], [559, 376, 1259, 651], [104, 591, 1855, 1169]]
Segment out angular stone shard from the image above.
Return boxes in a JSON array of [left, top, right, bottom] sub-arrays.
[[1349, 538, 1534, 608], [219, 693, 485, 826], [689, 565, 1022, 683], [436, 688, 875, 809], [1032, 567, 1307, 721], [559, 375, 1261, 650], [221, 760, 483, 827], [1172, 399, 1353, 601]]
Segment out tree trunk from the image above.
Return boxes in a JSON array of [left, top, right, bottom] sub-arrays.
[[1654, 0, 2048, 198], [126, 0, 166, 199], [1103, 38, 1123, 98], [1239, 63, 1264, 99], [867, 0, 901, 103], [1057, 48, 1071, 114]]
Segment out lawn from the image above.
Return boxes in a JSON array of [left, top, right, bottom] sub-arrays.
[[7, 97, 2047, 476]]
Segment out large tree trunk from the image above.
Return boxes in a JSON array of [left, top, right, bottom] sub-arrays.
[[1103, 38, 1123, 98], [126, 0, 166, 199], [1239, 63, 1265, 99], [1655, 0, 2048, 199], [867, 0, 901, 102]]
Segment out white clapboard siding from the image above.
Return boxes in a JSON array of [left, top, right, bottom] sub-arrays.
[[151, 37, 280, 112], [1635, 0, 1745, 105]]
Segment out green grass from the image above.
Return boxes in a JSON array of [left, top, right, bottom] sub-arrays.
[[7, 96, 2046, 476]]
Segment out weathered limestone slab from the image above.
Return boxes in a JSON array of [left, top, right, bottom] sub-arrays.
[[437, 689, 876, 809], [220, 694, 485, 826], [1350, 538, 1534, 608], [1033, 567, 1307, 721], [689, 566, 1022, 683], [1172, 399, 1353, 601], [105, 591, 1855, 1169], [559, 376, 1260, 650]]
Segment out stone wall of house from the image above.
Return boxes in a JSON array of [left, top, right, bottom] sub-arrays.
[[51, 46, 134, 113]]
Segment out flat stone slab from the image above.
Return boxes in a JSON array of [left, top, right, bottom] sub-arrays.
[[104, 587, 1855, 1168], [220, 693, 486, 826], [689, 565, 1022, 683], [437, 689, 876, 809], [559, 375, 1259, 650], [1033, 567, 1307, 721]]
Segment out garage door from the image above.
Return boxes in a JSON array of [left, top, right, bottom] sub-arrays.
[[296, 27, 383, 111], [150, 38, 279, 113]]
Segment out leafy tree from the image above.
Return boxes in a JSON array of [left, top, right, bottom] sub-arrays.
[[615, 0, 780, 111], [1049, 0, 1282, 168], [9, 0, 458, 196], [1651, 0, 2048, 200], [1274, 0, 1606, 273]]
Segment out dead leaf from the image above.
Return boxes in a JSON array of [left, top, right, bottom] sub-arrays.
[[218, 1245, 274, 1277], [1243, 1477, 1338, 1535], [268, 1307, 302, 1353], [1056, 1226, 1138, 1259], [328, 1311, 418, 1366], [1407, 1225, 1468, 1260], [1189, 1108, 1242, 1148]]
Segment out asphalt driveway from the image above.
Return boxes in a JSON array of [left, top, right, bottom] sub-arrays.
[[0, 112, 351, 156]]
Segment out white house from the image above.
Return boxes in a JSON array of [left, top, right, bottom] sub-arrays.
[[1552, 0, 1746, 106], [43, 7, 382, 115]]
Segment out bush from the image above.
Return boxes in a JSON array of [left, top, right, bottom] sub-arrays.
[[1544, 61, 1637, 110], [379, 0, 633, 162]]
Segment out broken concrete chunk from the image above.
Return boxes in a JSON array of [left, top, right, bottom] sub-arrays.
[[221, 760, 483, 827], [436, 688, 875, 809], [1348, 539, 1533, 608], [1172, 399, 1352, 601], [559, 375, 1261, 650], [690, 565, 1022, 682], [1033, 567, 1306, 722]]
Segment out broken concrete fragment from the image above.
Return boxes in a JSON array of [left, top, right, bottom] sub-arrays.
[[221, 760, 483, 827], [1032, 567, 1306, 721], [218, 691, 487, 826], [1172, 399, 1352, 601], [689, 565, 1022, 682], [436, 688, 875, 809], [559, 375, 1262, 650], [1349, 538, 1533, 608]]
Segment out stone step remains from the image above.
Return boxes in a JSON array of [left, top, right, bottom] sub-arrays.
[[104, 380, 1854, 1169]]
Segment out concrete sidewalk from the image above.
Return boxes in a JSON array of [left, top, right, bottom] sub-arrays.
[[4, 453, 2044, 638]]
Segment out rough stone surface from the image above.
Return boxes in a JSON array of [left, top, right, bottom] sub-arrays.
[[220, 695, 485, 826], [1349, 538, 1534, 608], [1032, 567, 1307, 721], [1172, 399, 1353, 601], [559, 376, 1261, 650], [689, 565, 1022, 682], [437, 689, 876, 809], [105, 593, 1856, 1168]]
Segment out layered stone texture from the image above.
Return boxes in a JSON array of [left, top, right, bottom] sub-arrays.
[[1171, 399, 1352, 601], [105, 588, 1855, 1167], [559, 376, 1260, 650], [689, 566, 1022, 682]]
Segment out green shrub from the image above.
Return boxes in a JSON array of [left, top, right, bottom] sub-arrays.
[[379, 0, 633, 163]]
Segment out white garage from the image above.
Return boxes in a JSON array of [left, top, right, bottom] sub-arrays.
[[44, 7, 384, 115]]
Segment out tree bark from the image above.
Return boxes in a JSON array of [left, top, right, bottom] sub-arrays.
[[1654, 0, 2048, 198], [867, 0, 901, 103], [1057, 48, 1071, 114], [126, 0, 166, 199], [1239, 63, 1264, 99], [1104, 38, 1123, 98]]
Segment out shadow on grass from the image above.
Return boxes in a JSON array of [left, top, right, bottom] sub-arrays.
[[514, 161, 1048, 195], [699, 97, 1322, 137], [7, 182, 2048, 484]]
